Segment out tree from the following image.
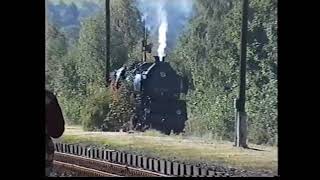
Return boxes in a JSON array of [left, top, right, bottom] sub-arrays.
[[82, 87, 111, 131], [169, 0, 277, 145], [103, 83, 135, 131], [46, 24, 68, 94], [77, 13, 106, 93], [54, 0, 143, 129]]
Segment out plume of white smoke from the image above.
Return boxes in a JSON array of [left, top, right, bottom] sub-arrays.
[[136, 0, 194, 60], [157, 5, 168, 60]]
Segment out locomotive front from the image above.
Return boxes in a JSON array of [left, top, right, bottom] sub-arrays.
[[133, 56, 188, 134]]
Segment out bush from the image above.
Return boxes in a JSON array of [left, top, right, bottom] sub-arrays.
[[59, 96, 83, 125], [103, 82, 135, 132], [81, 88, 111, 131]]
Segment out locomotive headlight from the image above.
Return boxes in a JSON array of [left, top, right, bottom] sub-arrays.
[[160, 72, 166, 78], [176, 109, 182, 115], [144, 108, 151, 114]]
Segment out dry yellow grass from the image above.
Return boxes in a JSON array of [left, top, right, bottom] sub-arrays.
[[56, 126, 277, 173]]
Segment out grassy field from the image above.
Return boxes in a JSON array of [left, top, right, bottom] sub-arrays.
[[56, 126, 278, 174]]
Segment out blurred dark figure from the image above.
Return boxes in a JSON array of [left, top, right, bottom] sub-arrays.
[[45, 90, 65, 176]]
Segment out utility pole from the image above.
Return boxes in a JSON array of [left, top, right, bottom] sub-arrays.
[[45, 0, 48, 36], [141, 20, 152, 63], [105, 0, 111, 86], [45, 0, 48, 61], [142, 20, 147, 63], [235, 0, 249, 148]]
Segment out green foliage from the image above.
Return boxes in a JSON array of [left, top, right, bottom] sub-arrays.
[[82, 87, 111, 131], [170, 0, 277, 145], [46, 0, 143, 130], [103, 82, 135, 131], [77, 13, 106, 90], [46, 24, 68, 94], [110, 0, 143, 68], [58, 94, 83, 124]]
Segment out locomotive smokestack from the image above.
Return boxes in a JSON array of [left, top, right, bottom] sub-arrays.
[[154, 56, 165, 63], [154, 56, 160, 63]]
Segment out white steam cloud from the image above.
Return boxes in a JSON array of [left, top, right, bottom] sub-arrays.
[[157, 5, 168, 60], [136, 0, 194, 61]]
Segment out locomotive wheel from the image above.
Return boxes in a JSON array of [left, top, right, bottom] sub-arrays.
[[173, 123, 184, 134], [163, 128, 171, 135]]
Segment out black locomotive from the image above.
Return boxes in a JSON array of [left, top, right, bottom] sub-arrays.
[[111, 56, 188, 134]]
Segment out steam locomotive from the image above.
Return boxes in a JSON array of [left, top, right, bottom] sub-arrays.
[[111, 56, 189, 134]]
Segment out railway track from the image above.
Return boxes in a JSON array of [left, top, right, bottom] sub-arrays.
[[53, 152, 170, 177], [53, 142, 237, 177], [53, 160, 121, 177]]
